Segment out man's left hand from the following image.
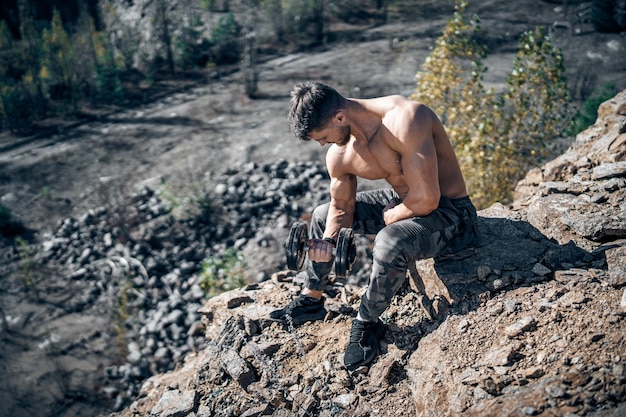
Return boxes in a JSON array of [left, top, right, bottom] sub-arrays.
[[383, 199, 400, 225]]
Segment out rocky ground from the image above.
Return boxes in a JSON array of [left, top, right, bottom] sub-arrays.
[[109, 91, 626, 417], [0, 1, 625, 416]]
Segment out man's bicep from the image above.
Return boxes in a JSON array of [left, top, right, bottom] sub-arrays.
[[401, 136, 441, 213]]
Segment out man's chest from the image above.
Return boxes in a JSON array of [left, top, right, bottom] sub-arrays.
[[347, 137, 403, 180]]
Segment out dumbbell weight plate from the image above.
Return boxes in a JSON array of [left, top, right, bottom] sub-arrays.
[[286, 222, 308, 271], [335, 228, 356, 277]]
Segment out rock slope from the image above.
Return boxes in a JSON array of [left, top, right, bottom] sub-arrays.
[[110, 92, 626, 417], [1, 2, 626, 416], [0, 158, 334, 416]]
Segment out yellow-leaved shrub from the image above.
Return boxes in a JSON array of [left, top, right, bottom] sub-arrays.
[[411, 1, 571, 209]]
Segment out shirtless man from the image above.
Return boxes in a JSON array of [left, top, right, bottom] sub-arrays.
[[270, 82, 478, 371]]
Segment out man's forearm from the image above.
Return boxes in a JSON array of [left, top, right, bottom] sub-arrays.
[[324, 203, 353, 240], [384, 200, 437, 224]]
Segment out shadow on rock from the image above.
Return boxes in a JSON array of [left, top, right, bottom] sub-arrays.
[[407, 205, 600, 327]]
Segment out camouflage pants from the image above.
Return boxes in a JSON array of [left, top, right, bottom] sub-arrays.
[[304, 189, 478, 322]]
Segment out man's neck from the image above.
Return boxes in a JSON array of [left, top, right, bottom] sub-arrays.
[[345, 99, 382, 143]]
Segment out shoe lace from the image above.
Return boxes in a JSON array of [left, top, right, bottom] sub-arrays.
[[284, 294, 314, 315], [348, 320, 366, 344]]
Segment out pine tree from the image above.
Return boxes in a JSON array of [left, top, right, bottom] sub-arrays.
[[498, 27, 570, 181], [17, 0, 47, 120], [210, 13, 241, 65], [41, 8, 78, 113], [99, 0, 139, 72], [90, 21, 124, 104]]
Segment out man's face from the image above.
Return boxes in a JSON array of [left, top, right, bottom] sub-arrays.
[[309, 124, 351, 147]]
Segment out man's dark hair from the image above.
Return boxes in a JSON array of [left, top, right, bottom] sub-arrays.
[[288, 82, 346, 141]]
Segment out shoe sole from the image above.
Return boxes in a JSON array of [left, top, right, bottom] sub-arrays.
[[268, 308, 327, 325]]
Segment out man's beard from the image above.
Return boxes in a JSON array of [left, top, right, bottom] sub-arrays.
[[336, 125, 351, 146]]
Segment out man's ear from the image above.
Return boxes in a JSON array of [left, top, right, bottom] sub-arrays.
[[334, 110, 345, 124]]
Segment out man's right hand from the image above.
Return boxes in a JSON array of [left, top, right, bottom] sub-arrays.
[[307, 239, 335, 263]]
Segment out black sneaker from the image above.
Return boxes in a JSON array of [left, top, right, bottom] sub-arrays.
[[268, 294, 326, 325], [343, 318, 387, 371]]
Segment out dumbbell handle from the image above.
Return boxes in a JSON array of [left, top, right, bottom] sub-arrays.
[[286, 222, 355, 276], [302, 242, 337, 256]]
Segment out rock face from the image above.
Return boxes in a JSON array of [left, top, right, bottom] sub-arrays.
[[109, 92, 626, 417], [515, 90, 626, 251]]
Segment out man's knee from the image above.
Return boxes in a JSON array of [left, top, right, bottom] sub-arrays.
[[309, 202, 330, 240], [312, 203, 330, 224]]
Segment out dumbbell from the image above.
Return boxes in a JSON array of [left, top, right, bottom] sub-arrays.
[[285, 221, 357, 278]]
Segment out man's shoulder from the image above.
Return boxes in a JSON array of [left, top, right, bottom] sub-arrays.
[[379, 94, 413, 110], [382, 96, 431, 120], [325, 145, 351, 176], [382, 100, 433, 140]]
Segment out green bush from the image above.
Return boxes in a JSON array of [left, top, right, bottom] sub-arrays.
[[0, 204, 11, 226], [569, 83, 618, 134], [199, 249, 247, 298], [591, 0, 626, 33], [158, 175, 220, 225], [16, 236, 35, 288], [210, 13, 241, 65], [0, 204, 28, 238], [0, 83, 36, 133]]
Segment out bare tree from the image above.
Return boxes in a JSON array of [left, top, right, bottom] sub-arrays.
[[17, 0, 46, 118], [263, 0, 285, 42], [241, 0, 260, 97], [154, 0, 176, 75]]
